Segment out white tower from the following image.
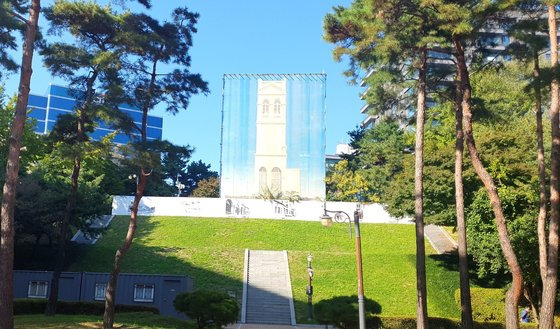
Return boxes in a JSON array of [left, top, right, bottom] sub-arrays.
[[254, 80, 300, 196]]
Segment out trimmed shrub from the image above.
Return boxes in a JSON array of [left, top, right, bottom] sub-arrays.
[[174, 290, 239, 329], [313, 295, 381, 329], [14, 299, 159, 315], [454, 288, 505, 322]]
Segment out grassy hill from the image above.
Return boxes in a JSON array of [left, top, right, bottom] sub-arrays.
[[69, 216, 461, 322]]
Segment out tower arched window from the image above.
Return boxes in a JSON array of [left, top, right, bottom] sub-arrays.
[[273, 100, 281, 114], [259, 167, 268, 193], [262, 100, 269, 114], [271, 167, 282, 194]]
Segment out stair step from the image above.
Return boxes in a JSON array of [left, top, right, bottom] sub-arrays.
[[243, 250, 294, 325]]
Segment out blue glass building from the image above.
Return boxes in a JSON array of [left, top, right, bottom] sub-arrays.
[[27, 84, 163, 143]]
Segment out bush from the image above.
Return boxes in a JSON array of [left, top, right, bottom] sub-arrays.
[[455, 288, 505, 322], [314, 295, 381, 329], [14, 299, 159, 315], [174, 290, 239, 329]]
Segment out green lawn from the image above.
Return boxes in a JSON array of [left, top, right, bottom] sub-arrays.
[[442, 226, 458, 242], [14, 312, 192, 329], [69, 216, 461, 322]]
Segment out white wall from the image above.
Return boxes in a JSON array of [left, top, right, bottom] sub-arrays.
[[112, 196, 411, 224]]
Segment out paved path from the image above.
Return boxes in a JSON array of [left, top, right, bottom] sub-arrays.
[[70, 215, 114, 245], [243, 250, 296, 325], [227, 324, 327, 329], [424, 224, 457, 254]]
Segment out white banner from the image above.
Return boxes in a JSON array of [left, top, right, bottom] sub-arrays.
[[112, 196, 411, 224]]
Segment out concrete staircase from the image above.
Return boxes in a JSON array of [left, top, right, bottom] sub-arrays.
[[242, 250, 296, 325], [70, 215, 114, 245]]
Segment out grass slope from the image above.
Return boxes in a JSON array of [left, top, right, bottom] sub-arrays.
[[70, 216, 460, 322]]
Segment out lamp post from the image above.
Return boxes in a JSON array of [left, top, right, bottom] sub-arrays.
[[306, 254, 314, 321], [175, 174, 185, 197], [128, 174, 138, 193], [353, 205, 365, 329], [321, 202, 365, 329]]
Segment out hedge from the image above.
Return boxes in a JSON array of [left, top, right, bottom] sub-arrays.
[[14, 299, 159, 315], [454, 287, 507, 322]]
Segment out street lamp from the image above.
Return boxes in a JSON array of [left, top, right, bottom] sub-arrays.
[[321, 202, 365, 329], [128, 174, 138, 194], [175, 174, 185, 197], [306, 254, 314, 320], [321, 201, 353, 237]]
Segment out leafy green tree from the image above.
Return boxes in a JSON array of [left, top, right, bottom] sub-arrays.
[[0, 1, 40, 326], [345, 120, 409, 202], [14, 145, 112, 261], [180, 160, 218, 196], [160, 143, 193, 192], [192, 176, 219, 198], [0, 90, 45, 183], [326, 160, 370, 202], [103, 7, 208, 328], [173, 290, 239, 329]]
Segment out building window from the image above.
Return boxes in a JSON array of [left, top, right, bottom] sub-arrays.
[[134, 284, 154, 302], [259, 167, 268, 193], [273, 100, 281, 114], [94, 283, 107, 301], [271, 167, 282, 194], [262, 100, 269, 114], [28, 281, 48, 298]]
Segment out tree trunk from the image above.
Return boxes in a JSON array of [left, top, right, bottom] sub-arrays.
[[454, 67, 473, 329], [540, 5, 560, 329], [414, 47, 429, 329], [45, 72, 97, 316], [102, 173, 147, 328], [103, 60, 158, 329], [44, 158, 79, 315], [534, 49, 547, 285], [0, 2, 40, 328], [453, 35, 523, 329], [525, 285, 539, 324]]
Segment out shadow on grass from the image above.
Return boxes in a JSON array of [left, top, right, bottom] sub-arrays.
[[427, 251, 509, 289], [17, 216, 306, 323], [312, 295, 381, 324], [403, 252, 461, 318]]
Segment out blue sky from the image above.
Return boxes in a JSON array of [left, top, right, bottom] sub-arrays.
[[3, 0, 365, 171]]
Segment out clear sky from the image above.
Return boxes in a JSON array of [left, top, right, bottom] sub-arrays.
[[2, 0, 365, 172]]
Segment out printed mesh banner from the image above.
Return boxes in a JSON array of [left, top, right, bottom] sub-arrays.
[[220, 74, 326, 200]]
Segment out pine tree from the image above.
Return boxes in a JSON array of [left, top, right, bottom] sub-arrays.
[[505, 2, 548, 321], [427, 1, 524, 327], [0, 0, 26, 78], [40, 0, 132, 315], [539, 3, 560, 328], [102, 8, 208, 328], [0, 1, 40, 328], [324, 1, 445, 327]]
